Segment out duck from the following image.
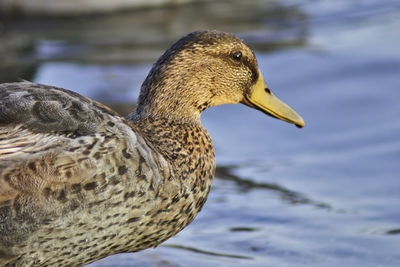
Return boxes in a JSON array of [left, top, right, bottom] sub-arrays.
[[0, 30, 304, 266]]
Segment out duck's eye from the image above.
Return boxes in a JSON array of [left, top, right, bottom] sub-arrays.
[[232, 51, 242, 61]]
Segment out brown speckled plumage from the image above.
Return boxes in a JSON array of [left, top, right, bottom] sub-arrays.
[[0, 30, 303, 266]]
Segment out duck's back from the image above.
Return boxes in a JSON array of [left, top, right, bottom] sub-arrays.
[[0, 82, 213, 266]]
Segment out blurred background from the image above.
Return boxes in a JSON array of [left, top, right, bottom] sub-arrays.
[[1, 0, 400, 266]]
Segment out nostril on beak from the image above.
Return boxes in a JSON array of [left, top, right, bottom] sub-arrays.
[[264, 87, 271, 94]]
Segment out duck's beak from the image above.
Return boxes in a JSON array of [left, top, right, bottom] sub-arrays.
[[241, 71, 305, 128]]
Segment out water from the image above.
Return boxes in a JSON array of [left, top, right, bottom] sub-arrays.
[[1, 0, 400, 266]]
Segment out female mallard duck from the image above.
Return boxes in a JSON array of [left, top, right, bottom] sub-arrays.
[[0, 30, 304, 266]]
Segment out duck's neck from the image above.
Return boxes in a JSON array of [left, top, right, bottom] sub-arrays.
[[127, 114, 215, 178]]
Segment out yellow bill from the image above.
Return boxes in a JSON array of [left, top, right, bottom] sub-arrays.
[[242, 71, 305, 128]]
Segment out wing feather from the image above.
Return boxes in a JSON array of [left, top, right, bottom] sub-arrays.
[[0, 125, 61, 158], [0, 81, 119, 136]]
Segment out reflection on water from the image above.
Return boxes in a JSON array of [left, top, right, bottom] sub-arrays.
[[2, 0, 400, 266], [386, 229, 400, 235], [0, 0, 307, 82], [216, 165, 331, 209], [162, 244, 253, 260]]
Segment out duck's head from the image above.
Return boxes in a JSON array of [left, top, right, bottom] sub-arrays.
[[133, 30, 304, 128]]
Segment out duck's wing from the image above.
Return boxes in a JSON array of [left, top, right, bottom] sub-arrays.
[[0, 81, 122, 163], [0, 82, 131, 248], [0, 81, 127, 190], [0, 81, 123, 175], [0, 81, 120, 136]]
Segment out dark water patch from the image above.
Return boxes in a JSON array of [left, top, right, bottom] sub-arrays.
[[162, 244, 253, 260], [386, 229, 400, 235], [216, 165, 332, 209], [230, 227, 261, 232]]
